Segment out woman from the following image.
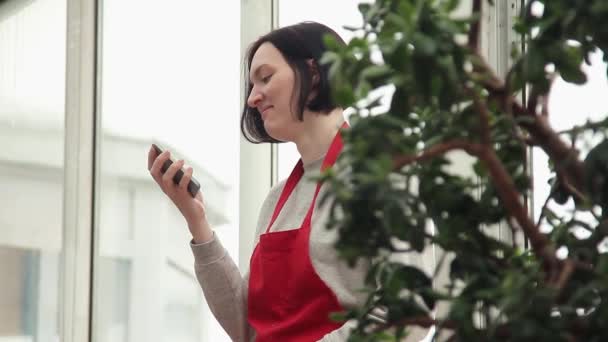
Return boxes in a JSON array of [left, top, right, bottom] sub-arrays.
[[148, 22, 368, 341]]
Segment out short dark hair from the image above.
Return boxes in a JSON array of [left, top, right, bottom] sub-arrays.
[[240, 21, 347, 143]]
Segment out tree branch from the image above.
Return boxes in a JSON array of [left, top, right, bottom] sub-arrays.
[[555, 259, 576, 292], [536, 183, 558, 229], [472, 52, 586, 196], [468, 0, 482, 51], [556, 171, 589, 204], [478, 148, 559, 274], [461, 69, 560, 273], [556, 117, 608, 135], [393, 134, 560, 274], [392, 140, 483, 170]]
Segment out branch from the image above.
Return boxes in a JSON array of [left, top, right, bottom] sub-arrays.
[[393, 135, 560, 273], [392, 140, 483, 170], [526, 86, 551, 119], [556, 117, 608, 135], [556, 171, 589, 204], [478, 147, 559, 274], [527, 84, 540, 115], [394, 135, 560, 274], [540, 93, 549, 117], [555, 259, 576, 292], [536, 183, 558, 229], [567, 219, 595, 233], [461, 73, 560, 272], [472, 52, 586, 195], [468, 0, 482, 51]]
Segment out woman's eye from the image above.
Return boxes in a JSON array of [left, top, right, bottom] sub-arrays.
[[262, 75, 272, 83]]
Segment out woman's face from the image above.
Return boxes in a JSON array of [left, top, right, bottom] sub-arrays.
[[247, 42, 300, 142]]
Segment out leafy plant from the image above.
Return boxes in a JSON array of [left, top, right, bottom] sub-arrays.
[[320, 0, 608, 340]]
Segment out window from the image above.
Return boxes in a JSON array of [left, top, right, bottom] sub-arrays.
[[533, 50, 608, 239], [0, 0, 66, 341], [94, 1, 241, 341]]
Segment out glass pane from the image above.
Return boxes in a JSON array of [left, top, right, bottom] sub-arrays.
[[0, 0, 66, 341], [94, 1, 240, 342], [533, 50, 608, 234]]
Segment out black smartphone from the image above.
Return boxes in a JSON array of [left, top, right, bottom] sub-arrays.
[[152, 143, 201, 198]]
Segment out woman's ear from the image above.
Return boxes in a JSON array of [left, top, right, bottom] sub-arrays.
[[307, 59, 320, 87]]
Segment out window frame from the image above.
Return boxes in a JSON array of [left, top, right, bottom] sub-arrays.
[[61, 0, 99, 341]]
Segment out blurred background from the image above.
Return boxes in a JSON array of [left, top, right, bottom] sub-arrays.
[[0, 0, 605, 341]]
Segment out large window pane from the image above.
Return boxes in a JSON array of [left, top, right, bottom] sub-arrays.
[[0, 0, 66, 341], [94, 1, 240, 342], [533, 51, 608, 237]]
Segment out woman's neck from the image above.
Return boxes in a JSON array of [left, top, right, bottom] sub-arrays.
[[293, 107, 345, 165]]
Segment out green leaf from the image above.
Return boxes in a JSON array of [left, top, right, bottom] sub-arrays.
[[319, 51, 339, 66], [560, 66, 587, 84], [361, 64, 392, 80], [412, 32, 437, 56], [323, 33, 343, 52], [557, 45, 587, 84], [584, 139, 608, 211], [442, 0, 460, 13], [355, 80, 372, 99], [335, 83, 356, 106], [597, 254, 608, 275], [399, 265, 432, 289], [357, 3, 371, 18], [523, 47, 547, 82]]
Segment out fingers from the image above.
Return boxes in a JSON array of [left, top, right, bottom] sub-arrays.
[[179, 166, 193, 190], [147, 145, 158, 171], [148, 148, 194, 198], [162, 159, 185, 188], [149, 150, 171, 183], [149, 151, 168, 179]]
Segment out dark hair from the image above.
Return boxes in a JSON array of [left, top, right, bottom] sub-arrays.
[[240, 21, 347, 143]]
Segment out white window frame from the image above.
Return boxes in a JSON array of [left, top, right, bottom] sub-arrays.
[[238, 0, 278, 270], [61, 0, 98, 341]]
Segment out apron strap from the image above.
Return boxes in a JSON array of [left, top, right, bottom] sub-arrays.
[[265, 159, 304, 234], [302, 122, 347, 228], [265, 121, 349, 234]]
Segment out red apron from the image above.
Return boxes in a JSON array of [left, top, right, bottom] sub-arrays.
[[248, 123, 348, 342]]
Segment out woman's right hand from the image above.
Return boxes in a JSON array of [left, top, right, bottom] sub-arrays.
[[147, 145, 213, 243]]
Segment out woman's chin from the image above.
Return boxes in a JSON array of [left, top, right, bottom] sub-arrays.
[[264, 122, 289, 142]]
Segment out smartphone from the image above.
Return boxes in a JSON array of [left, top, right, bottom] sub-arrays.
[[152, 143, 201, 198]]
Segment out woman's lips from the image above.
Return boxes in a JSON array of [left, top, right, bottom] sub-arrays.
[[260, 106, 273, 119]]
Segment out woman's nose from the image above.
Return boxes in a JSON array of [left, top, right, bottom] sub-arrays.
[[247, 89, 263, 109]]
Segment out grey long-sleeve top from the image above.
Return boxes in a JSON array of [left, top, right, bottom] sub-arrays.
[[190, 156, 369, 341]]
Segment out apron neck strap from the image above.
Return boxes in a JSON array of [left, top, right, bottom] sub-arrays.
[[265, 122, 349, 234]]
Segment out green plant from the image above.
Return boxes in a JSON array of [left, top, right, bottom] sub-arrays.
[[321, 0, 608, 340]]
